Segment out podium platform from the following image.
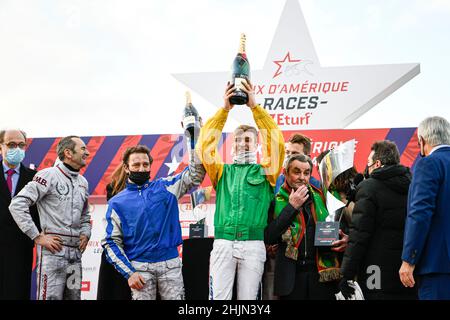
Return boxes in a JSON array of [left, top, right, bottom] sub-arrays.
[[182, 238, 214, 300]]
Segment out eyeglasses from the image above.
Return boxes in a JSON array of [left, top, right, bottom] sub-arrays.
[[3, 142, 27, 149]]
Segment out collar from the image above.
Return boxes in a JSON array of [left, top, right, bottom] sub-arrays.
[[126, 180, 152, 191], [282, 181, 293, 194], [2, 161, 20, 174], [57, 163, 79, 179], [430, 144, 450, 155], [232, 151, 257, 165]]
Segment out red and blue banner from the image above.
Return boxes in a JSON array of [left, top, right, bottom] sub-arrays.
[[22, 128, 420, 198]]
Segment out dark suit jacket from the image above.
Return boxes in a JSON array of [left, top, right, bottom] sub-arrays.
[[265, 184, 346, 297], [265, 200, 300, 296], [402, 146, 450, 275], [265, 191, 324, 297], [0, 163, 40, 299]]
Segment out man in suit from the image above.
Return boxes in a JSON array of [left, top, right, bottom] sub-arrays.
[[0, 129, 40, 299], [400, 116, 450, 299]]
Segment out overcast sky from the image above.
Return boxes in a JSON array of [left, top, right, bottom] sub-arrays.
[[1, 0, 449, 138]]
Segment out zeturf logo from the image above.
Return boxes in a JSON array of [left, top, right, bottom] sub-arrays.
[[273, 52, 313, 78]]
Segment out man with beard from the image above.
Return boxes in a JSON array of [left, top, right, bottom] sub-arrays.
[[196, 80, 284, 300]]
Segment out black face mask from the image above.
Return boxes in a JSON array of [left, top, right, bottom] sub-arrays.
[[363, 162, 377, 179], [129, 171, 150, 186], [363, 165, 370, 179]]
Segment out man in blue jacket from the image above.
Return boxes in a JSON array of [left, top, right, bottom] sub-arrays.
[[101, 144, 205, 300], [400, 116, 450, 300]]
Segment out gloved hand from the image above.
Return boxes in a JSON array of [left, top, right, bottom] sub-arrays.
[[338, 278, 355, 299]]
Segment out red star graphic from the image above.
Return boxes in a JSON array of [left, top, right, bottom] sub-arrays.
[[273, 52, 301, 78]]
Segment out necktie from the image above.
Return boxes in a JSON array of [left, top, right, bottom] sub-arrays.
[[6, 169, 15, 194]]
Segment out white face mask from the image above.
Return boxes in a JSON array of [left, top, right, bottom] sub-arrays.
[[5, 148, 25, 166], [233, 151, 257, 165]]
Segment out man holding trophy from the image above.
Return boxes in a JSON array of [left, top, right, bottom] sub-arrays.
[[101, 96, 206, 300], [196, 75, 284, 299]]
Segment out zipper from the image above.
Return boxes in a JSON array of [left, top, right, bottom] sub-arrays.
[[70, 180, 74, 239], [304, 221, 307, 259], [233, 167, 241, 239]]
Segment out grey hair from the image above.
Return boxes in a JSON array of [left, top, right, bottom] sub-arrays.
[[57, 135, 80, 160], [285, 153, 313, 172], [418, 116, 450, 146]]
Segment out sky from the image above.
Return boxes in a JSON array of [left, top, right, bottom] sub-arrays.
[[1, 0, 449, 138]]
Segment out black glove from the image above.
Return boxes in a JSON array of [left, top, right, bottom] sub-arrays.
[[339, 278, 355, 299]]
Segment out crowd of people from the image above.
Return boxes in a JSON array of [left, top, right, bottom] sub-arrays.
[[0, 81, 449, 300]]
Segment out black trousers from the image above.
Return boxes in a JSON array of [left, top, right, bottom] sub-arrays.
[[0, 242, 34, 300], [279, 266, 339, 300], [97, 252, 132, 300]]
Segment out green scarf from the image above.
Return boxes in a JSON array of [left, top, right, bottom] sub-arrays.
[[274, 183, 341, 282], [330, 188, 341, 201]]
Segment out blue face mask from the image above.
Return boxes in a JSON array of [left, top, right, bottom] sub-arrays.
[[5, 148, 25, 166]]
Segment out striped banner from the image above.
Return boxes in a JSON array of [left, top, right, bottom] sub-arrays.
[[19, 128, 419, 197]]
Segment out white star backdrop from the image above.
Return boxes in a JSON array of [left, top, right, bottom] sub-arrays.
[[0, 0, 449, 137]]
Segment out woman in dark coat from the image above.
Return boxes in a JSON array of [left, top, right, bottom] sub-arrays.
[[97, 165, 131, 300]]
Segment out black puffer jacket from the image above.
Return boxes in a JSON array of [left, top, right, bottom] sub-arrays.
[[341, 164, 417, 300]]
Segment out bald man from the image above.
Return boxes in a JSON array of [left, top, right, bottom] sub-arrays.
[[0, 129, 40, 299]]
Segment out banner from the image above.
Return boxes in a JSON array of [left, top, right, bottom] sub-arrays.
[[22, 128, 420, 197]]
